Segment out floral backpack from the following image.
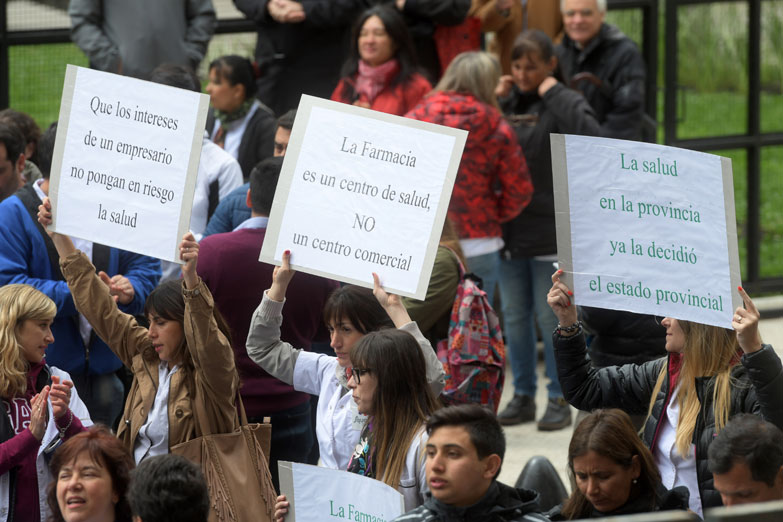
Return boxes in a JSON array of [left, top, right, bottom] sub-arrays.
[[436, 252, 506, 413]]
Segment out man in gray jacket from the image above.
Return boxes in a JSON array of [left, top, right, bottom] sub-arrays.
[[69, 0, 216, 80]]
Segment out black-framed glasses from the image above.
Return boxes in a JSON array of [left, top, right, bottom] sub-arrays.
[[350, 367, 372, 384]]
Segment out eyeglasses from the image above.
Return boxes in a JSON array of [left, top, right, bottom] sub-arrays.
[[350, 367, 372, 384]]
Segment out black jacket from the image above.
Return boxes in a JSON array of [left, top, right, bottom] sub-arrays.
[[394, 482, 549, 522], [233, 0, 361, 114], [499, 83, 599, 258], [557, 23, 646, 141], [206, 103, 276, 181], [367, 0, 471, 82], [580, 307, 667, 367], [547, 483, 689, 520], [554, 331, 783, 511]]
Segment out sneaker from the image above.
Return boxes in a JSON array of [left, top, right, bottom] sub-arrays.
[[537, 397, 572, 431], [497, 394, 536, 425]]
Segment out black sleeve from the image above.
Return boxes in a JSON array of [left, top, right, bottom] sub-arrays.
[[542, 83, 601, 137], [742, 345, 783, 430], [600, 44, 646, 140], [554, 331, 665, 414], [403, 0, 471, 26]]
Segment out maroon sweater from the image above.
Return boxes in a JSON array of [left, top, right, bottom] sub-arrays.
[[198, 226, 338, 417], [2, 362, 85, 522]]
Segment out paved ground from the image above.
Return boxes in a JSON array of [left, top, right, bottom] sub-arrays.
[[495, 310, 783, 491]]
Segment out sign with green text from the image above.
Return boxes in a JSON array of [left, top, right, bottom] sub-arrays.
[[278, 461, 404, 521], [551, 134, 741, 328]]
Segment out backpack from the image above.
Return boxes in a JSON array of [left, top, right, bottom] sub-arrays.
[[436, 253, 506, 413]]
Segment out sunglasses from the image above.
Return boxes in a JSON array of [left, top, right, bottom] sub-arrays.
[[350, 367, 372, 384]]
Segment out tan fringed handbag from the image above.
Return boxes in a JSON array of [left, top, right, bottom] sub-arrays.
[[171, 395, 276, 522]]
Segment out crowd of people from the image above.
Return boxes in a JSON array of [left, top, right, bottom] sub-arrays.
[[0, 0, 779, 520]]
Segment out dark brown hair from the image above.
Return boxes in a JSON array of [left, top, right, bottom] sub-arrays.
[[350, 329, 439, 489], [323, 285, 394, 334], [143, 280, 234, 375], [47, 425, 135, 522], [510, 29, 565, 83], [561, 409, 661, 519]]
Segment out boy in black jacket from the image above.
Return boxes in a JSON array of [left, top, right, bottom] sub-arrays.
[[394, 404, 548, 522]]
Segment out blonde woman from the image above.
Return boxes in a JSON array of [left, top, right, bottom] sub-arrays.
[[0, 284, 92, 522], [547, 271, 783, 517], [405, 51, 533, 306]]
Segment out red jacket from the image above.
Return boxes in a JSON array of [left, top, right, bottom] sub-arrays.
[[331, 73, 432, 116], [406, 91, 533, 239]]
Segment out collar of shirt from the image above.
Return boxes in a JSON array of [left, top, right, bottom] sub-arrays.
[[233, 216, 268, 231]]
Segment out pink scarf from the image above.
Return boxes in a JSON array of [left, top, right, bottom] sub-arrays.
[[355, 59, 400, 104]]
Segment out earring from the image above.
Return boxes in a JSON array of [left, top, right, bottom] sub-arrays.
[[632, 478, 638, 484]]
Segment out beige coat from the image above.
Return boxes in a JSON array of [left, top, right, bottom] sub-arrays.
[[60, 251, 239, 453]]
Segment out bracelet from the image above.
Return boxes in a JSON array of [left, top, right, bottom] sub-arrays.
[[57, 409, 73, 438], [556, 321, 582, 334]]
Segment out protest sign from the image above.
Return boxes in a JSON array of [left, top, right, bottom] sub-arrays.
[[259, 95, 467, 299], [551, 134, 741, 328], [48, 64, 208, 262], [278, 461, 404, 521]]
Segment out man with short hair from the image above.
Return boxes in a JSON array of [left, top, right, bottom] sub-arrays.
[[198, 156, 337, 489], [557, 0, 646, 140], [708, 414, 783, 507], [203, 109, 296, 237], [128, 454, 210, 522], [0, 122, 25, 202], [394, 404, 548, 521]]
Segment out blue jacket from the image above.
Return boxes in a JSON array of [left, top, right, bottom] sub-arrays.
[[0, 187, 161, 375], [203, 182, 250, 238]]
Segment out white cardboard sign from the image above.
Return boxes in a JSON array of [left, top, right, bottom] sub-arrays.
[[278, 461, 404, 522], [551, 134, 742, 328], [260, 95, 467, 299], [48, 65, 209, 262]]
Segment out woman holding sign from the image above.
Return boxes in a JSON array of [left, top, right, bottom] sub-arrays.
[[547, 271, 783, 516], [38, 199, 240, 464], [247, 251, 445, 474], [331, 5, 431, 116]]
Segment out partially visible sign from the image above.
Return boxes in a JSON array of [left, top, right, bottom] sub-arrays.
[[278, 461, 404, 521]]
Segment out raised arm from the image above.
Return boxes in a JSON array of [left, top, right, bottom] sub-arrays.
[[547, 270, 663, 413], [734, 287, 783, 429], [179, 234, 239, 430], [38, 198, 149, 367], [246, 250, 303, 386], [373, 273, 446, 394]]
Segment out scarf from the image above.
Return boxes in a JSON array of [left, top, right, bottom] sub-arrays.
[[355, 59, 400, 105], [212, 99, 253, 148], [347, 420, 374, 477]]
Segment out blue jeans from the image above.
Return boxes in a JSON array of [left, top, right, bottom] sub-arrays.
[[465, 250, 501, 306], [499, 257, 562, 398]]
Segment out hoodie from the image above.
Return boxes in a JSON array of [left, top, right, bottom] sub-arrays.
[[406, 91, 533, 241]]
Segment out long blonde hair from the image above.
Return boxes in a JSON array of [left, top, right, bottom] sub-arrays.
[[434, 51, 501, 109], [645, 320, 737, 457], [0, 284, 56, 398]]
